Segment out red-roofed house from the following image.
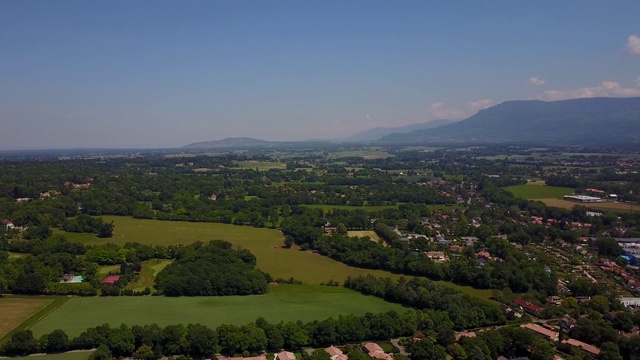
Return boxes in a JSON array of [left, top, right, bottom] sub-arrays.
[[514, 298, 544, 314], [325, 346, 348, 360], [363, 343, 393, 360], [101, 275, 121, 284], [561, 339, 600, 356], [519, 323, 559, 341], [276, 352, 296, 360]]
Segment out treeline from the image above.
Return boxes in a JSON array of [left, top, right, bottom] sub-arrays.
[[155, 240, 269, 296], [2, 309, 456, 358], [61, 214, 114, 238], [344, 275, 506, 330], [313, 234, 557, 295]]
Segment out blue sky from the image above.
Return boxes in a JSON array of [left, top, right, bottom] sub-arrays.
[[1, 0, 639, 149]]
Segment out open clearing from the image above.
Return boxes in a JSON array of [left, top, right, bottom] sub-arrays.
[[29, 284, 407, 337], [329, 150, 392, 160], [126, 259, 174, 291], [538, 198, 636, 212], [0, 297, 54, 340], [56, 216, 493, 299], [504, 185, 573, 199], [347, 230, 382, 242]]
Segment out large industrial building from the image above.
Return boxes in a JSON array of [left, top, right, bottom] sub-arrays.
[[563, 195, 605, 203]]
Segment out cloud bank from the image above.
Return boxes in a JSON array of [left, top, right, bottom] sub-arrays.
[[529, 77, 546, 86], [539, 80, 640, 101], [627, 35, 640, 54]]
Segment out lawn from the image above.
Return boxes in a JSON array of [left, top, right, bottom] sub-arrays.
[[98, 264, 120, 275], [11, 351, 93, 360], [56, 216, 494, 299], [504, 185, 574, 199], [29, 284, 407, 337], [126, 259, 174, 291]]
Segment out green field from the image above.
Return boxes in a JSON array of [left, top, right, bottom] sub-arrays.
[[126, 259, 174, 291], [0, 297, 69, 343], [29, 284, 407, 337], [329, 150, 392, 159], [504, 185, 573, 199], [11, 351, 93, 360], [234, 161, 286, 170]]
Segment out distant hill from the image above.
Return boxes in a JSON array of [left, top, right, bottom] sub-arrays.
[[377, 97, 640, 145], [183, 137, 332, 149], [346, 119, 455, 142]]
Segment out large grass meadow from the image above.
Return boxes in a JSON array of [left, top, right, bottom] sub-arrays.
[[55, 216, 494, 300], [503, 184, 574, 199], [11, 351, 93, 360], [29, 285, 407, 337]]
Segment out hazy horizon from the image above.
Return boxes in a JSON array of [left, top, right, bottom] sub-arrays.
[[2, 1, 640, 150]]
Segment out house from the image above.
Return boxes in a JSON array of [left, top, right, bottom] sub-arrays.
[[425, 251, 449, 263], [323, 227, 338, 234], [546, 296, 563, 305], [325, 346, 348, 360], [455, 332, 477, 341], [363, 343, 393, 360], [59, 274, 83, 283], [276, 352, 296, 360], [619, 297, 640, 307], [519, 323, 559, 341], [231, 356, 267, 360], [209, 194, 218, 201], [561, 339, 600, 356], [513, 298, 544, 314], [101, 275, 121, 284], [2, 220, 14, 230]]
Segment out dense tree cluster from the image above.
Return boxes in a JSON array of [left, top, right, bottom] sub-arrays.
[[62, 214, 114, 238], [155, 240, 270, 296], [344, 275, 506, 330], [314, 234, 557, 295], [0, 309, 453, 358]]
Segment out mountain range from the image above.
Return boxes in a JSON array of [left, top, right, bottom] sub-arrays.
[[183, 97, 640, 148], [378, 97, 640, 145], [345, 119, 455, 142]]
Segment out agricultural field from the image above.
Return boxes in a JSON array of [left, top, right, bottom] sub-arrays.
[[329, 150, 392, 160], [0, 297, 54, 340], [11, 351, 93, 360], [55, 216, 493, 299], [233, 161, 286, 170], [504, 184, 574, 199], [538, 198, 637, 212], [29, 284, 407, 337], [126, 259, 174, 291]]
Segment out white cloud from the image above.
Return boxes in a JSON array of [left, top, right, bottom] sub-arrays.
[[529, 77, 546, 86], [469, 99, 497, 112], [429, 103, 467, 119], [627, 35, 640, 54], [539, 80, 640, 101]]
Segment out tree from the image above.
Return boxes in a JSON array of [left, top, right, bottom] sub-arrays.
[[89, 344, 113, 360], [133, 344, 159, 360], [43, 329, 69, 353], [311, 349, 331, 360], [599, 342, 623, 360], [3, 330, 40, 356], [408, 339, 447, 360], [186, 323, 217, 358]]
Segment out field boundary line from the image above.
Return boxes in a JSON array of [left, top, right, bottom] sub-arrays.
[[0, 296, 70, 344]]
